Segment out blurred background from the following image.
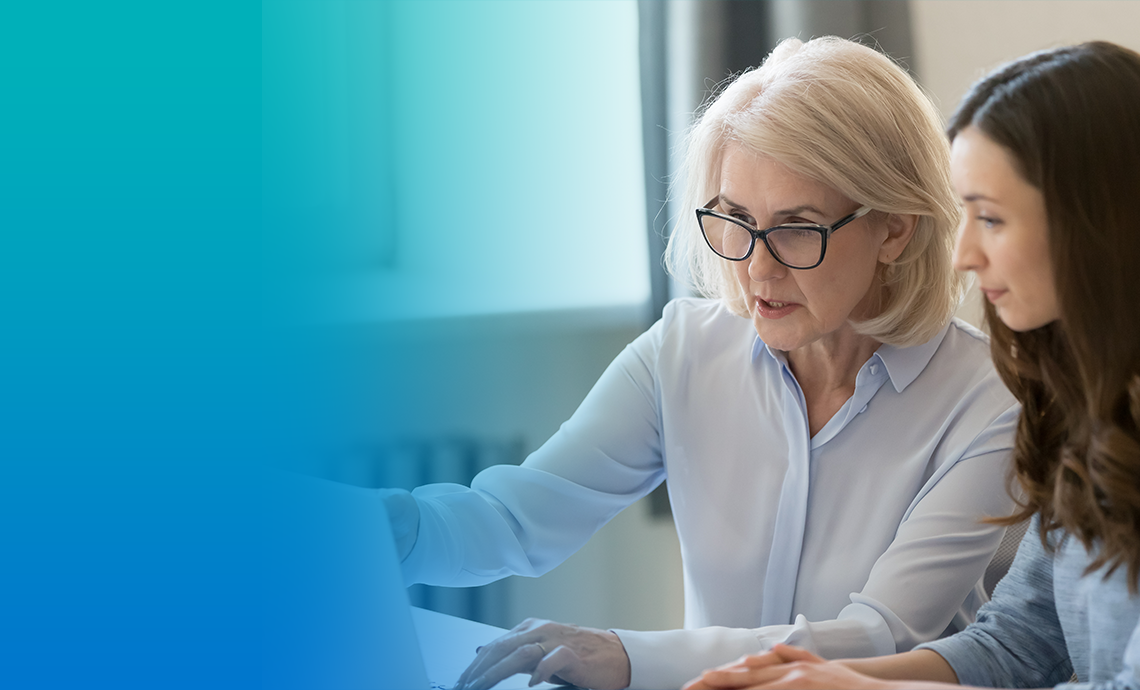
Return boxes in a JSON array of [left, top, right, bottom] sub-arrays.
[[263, 1, 1140, 633]]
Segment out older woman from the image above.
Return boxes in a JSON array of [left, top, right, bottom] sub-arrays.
[[384, 37, 1017, 690]]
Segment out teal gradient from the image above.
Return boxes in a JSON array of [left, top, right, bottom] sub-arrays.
[[2, 1, 651, 687], [264, 0, 652, 665], [264, 0, 648, 322], [2, 3, 289, 687]]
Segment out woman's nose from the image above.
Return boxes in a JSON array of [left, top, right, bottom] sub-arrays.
[[747, 241, 788, 281], [952, 221, 985, 273]]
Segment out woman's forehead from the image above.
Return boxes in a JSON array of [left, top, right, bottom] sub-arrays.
[[718, 145, 849, 215]]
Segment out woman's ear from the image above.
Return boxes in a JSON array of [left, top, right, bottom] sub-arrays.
[[879, 213, 918, 263]]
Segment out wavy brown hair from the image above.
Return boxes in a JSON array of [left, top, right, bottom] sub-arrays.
[[949, 42, 1140, 590]]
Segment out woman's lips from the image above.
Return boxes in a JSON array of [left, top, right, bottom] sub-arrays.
[[755, 296, 800, 319], [981, 288, 1008, 303]]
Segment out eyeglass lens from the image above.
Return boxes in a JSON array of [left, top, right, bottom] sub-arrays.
[[701, 215, 824, 267]]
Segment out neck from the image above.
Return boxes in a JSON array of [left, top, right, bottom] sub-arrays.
[[785, 326, 882, 402]]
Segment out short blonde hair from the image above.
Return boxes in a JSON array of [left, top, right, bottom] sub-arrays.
[[665, 36, 963, 347]]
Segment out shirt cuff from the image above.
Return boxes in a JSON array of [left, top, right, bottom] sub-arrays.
[[613, 627, 768, 690]]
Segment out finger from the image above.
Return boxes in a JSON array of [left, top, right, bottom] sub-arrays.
[[684, 653, 775, 690], [456, 630, 536, 689], [705, 651, 776, 675], [739, 652, 788, 669], [745, 666, 822, 690], [456, 645, 500, 689], [455, 645, 493, 690], [529, 644, 578, 687], [681, 677, 715, 690], [457, 619, 557, 689], [768, 645, 823, 664], [697, 664, 792, 690], [463, 642, 546, 690]]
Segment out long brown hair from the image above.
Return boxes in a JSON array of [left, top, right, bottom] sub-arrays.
[[949, 42, 1140, 589]]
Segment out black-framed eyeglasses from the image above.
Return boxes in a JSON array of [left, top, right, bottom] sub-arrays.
[[695, 198, 873, 269]]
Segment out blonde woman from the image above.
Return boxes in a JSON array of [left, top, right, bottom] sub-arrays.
[[385, 37, 1017, 690]]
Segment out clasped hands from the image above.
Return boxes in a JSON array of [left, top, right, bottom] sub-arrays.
[[453, 618, 631, 690], [683, 644, 885, 690], [452, 626, 883, 690]]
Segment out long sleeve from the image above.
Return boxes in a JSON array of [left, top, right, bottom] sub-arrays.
[[400, 315, 669, 587], [922, 512, 1140, 690], [918, 514, 1074, 688]]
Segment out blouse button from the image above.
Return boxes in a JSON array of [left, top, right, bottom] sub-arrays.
[[869, 364, 880, 376]]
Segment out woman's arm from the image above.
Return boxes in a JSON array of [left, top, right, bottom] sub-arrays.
[[914, 515, 1071, 688], [399, 313, 669, 587], [843, 649, 959, 684]]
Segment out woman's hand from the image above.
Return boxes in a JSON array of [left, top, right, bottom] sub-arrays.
[[453, 618, 631, 690], [682, 644, 892, 690], [682, 645, 807, 690]]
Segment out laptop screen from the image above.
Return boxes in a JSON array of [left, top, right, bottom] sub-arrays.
[[262, 472, 430, 690]]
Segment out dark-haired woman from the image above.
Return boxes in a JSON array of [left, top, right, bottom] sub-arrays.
[[684, 40, 1140, 690]]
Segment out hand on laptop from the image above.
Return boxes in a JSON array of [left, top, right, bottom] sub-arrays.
[[379, 488, 420, 561], [453, 617, 631, 690]]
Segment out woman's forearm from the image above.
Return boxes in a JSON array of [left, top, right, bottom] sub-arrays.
[[841, 649, 960, 684]]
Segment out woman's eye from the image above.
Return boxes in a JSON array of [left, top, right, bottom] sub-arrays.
[[978, 215, 1002, 230]]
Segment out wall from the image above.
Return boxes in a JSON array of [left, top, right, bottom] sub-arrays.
[[912, 0, 1140, 119], [911, 0, 1140, 329]]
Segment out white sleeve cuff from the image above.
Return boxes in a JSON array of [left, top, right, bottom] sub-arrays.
[[612, 607, 894, 690], [613, 627, 773, 690]]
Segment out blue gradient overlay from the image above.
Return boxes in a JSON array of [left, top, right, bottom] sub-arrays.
[[3, 2, 648, 687], [262, 2, 649, 688], [5, 2, 281, 687]]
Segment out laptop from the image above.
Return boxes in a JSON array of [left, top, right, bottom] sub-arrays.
[[263, 473, 557, 690]]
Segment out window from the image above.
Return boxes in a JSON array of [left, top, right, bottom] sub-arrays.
[[265, 1, 650, 322]]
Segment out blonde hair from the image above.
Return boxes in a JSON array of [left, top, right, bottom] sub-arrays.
[[665, 36, 963, 347]]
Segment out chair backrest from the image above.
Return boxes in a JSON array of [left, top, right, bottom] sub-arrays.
[[983, 519, 1030, 597]]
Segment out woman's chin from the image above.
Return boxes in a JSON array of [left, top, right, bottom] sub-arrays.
[[995, 304, 1058, 333], [753, 319, 810, 353]]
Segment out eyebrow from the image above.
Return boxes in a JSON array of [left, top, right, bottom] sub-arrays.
[[719, 195, 826, 219], [961, 193, 1000, 203]]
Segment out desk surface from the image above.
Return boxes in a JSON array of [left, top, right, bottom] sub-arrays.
[[412, 607, 560, 690]]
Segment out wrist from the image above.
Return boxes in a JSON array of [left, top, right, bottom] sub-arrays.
[[603, 630, 632, 689]]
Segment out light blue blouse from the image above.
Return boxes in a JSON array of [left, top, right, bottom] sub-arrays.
[[400, 298, 1018, 689], [920, 514, 1140, 689]]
